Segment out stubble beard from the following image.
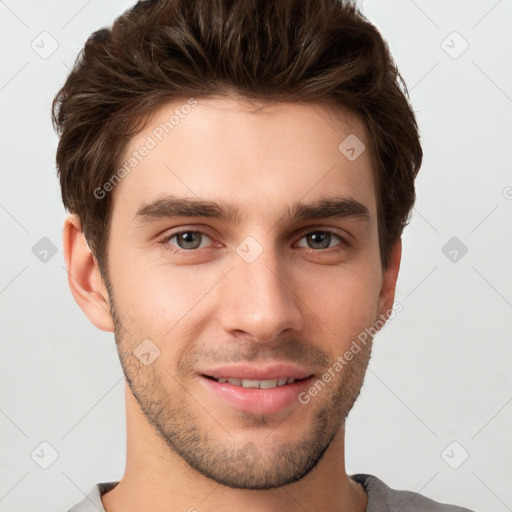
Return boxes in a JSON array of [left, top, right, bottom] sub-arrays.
[[109, 295, 372, 490]]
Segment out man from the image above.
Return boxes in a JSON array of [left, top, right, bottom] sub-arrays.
[[53, 0, 474, 510]]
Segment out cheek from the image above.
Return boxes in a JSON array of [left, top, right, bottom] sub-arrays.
[[112, 263, 220, 341], [301, 264, 381, 343]]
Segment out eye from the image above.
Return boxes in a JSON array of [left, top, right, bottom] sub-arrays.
[[296, 230, 347, 250], [163, 230, 214, 251]]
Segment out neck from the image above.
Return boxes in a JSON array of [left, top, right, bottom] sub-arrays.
[[101, 382, 367, 512]]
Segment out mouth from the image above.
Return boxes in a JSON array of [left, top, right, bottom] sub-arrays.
[[197, 365, 316, 415]]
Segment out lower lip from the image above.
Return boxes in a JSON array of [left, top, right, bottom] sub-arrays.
[[199, 375, 314, 415]]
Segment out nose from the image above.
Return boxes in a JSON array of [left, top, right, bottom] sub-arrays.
[[217, 244, 304, 343]]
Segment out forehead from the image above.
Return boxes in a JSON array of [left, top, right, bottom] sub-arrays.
[[110, 96, 377, 226]]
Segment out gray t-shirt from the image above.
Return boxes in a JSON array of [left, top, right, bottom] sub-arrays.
[[66, 474, 475, 511]]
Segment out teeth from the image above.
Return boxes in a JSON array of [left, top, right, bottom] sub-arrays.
[[242, 379, 262, 388], [259, 379, 277, 389], [215, 377, 298, 389]]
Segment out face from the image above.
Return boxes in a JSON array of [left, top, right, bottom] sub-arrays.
[[103, 96, 394, 489]]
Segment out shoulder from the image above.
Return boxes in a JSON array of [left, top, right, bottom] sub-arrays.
[[66, 482, 119, 512], [351, 474, 475, 512]]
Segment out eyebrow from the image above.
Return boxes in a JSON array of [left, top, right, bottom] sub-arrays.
[[133, 194, 371, 227]]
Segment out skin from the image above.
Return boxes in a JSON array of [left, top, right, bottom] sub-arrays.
[[63, 95, 401, 512]]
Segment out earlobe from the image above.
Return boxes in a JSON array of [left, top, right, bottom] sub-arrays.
[[377, 239, 402, 323], [62, 214, 114, 332]]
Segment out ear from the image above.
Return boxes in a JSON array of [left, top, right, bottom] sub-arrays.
[[377, 239, 402, 323], [62, 214, 114, 332]]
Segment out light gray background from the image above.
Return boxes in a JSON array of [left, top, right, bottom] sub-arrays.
[[1, 1, 511, 510]]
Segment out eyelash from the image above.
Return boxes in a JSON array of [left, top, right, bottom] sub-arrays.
[[158, 228, 350, 255]]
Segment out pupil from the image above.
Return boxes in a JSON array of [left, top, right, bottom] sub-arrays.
[[310, 232, 329, 249], [180, 232, 200, 249]]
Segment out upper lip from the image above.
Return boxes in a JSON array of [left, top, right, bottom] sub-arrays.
[[200, 363, 315, 381]]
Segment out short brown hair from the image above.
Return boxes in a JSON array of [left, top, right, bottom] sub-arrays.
[[52, 0, 422, 278]]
